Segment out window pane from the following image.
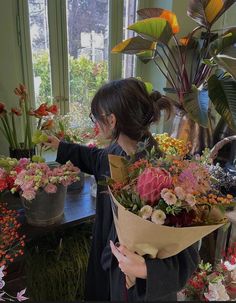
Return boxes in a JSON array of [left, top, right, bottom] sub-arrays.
[[122, 0, 137, 78], [66, 0, 109, 127], [28, 0, 53, 106]]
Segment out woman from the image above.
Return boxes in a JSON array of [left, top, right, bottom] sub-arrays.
[[46, 78, 199, 301]]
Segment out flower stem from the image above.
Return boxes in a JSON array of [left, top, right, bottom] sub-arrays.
[[11, 113, 19, 148]]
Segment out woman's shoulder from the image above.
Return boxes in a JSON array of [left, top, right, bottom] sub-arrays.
[[104, 142, 125, 156]]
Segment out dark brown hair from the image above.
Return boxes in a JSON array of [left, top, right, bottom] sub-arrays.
[[91, 77, 172, 141]]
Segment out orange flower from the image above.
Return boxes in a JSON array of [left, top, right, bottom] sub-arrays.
[[41, 119, 54, 130], [0, 102, 6, 116], [14, 83, 27, 100], [32, 103, 49, 117]]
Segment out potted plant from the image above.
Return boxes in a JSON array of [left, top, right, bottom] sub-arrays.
[[0, 84, 58, 159], [112, 1, 236, 154]]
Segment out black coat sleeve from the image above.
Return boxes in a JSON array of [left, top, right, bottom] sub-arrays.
[[56, 141, 103, 175], [134, 243, 200, 301]]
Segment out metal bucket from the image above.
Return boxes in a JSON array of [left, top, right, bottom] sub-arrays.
[[21, 184, 66, 226]]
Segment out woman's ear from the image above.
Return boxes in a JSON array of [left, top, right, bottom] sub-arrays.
[[108, 113, 116, 130]]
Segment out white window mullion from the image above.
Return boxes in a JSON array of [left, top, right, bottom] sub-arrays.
[[48, 0, 69, 114], [17, 0, 35, 107]]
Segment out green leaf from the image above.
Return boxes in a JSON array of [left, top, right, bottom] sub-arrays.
[[136, 50, 154, 63], [137, 8, 180, 34], [187, 0, 236, 29], [209, 28, 236, 56], [208, 74, 236, 131], [182, 86, 209, 128], [128, 18, 173, 44], [112, 36, 156, 54]]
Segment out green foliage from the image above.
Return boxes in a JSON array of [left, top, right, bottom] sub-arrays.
[[33, 52, 108, 111], [25, 223, 92, 301]]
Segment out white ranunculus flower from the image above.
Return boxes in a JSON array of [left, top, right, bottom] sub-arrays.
[[162, 192, 177, 205], [224, 260, 236, 271], [185, 193, 196, 206], [204, 281, 230, 301], [151, 209, 166, 225], [139, 205, 153, 220]]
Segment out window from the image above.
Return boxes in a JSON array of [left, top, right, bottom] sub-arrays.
[[26, 0, 136, 119], [28, 0, 53, 107]]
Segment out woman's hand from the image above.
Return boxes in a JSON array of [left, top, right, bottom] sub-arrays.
[[110, 241, 147, 279], [44, 135, 60, 150]]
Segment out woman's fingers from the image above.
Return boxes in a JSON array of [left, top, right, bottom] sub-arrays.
[[110, 241, 125, 262]]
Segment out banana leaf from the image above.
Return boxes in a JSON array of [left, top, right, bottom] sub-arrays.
[[208, 74, 236, 131], [137, 8, 180, 34], [182, 86, 210, 128], [187, 0, 236, 29], [111, 36, 156, 54], [128, 18, 173, 44]]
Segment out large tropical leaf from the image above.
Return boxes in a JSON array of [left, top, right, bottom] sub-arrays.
[[209, 29, 236, 79], [128, 18, 173, 44], [136, 50, 154, 63], [182, 86, 210, 127], [112, 36, 156, 54], [187, 0, 236, 29], [208, 74, 236, 131], [137, 8, 180, 34]]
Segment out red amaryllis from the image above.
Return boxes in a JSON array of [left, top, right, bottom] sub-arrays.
[[11, 108, 22, 116], [47, 104, 58, 115], [41, 119, 54, 130], [0, 103, 6, 115], [31, 103, 49, 117], [14, 83, 27, 100]]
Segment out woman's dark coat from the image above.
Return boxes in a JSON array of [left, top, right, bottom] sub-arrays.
[[56, 140, 200, 301]]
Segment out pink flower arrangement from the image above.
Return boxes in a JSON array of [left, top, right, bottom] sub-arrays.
[[12, 161, 80, 201]]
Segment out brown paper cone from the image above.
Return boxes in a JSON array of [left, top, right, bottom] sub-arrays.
[[108, 154, 226, 288]]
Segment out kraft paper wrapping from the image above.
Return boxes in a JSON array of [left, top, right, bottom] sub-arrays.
[[108, 154, 225, 288]]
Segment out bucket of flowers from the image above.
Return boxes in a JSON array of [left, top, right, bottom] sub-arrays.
[[0, 156, 80, 226], [0, 203, 28, 301], [106, 133, 235, 288]]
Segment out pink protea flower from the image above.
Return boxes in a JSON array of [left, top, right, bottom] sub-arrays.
[[136, 167, 172, 205]]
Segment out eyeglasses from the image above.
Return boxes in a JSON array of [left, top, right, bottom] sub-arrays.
[[89, 113, 97, 124], [89, 112, 110, 124]]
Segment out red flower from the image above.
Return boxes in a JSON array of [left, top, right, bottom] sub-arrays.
[[31, 103, 49, 117], [0, 102, 7, 116], [11, 108, 22, 116], [41, 119, 54, 130], [0, 179, 8, 192], [14, 84, 27, 100], [47, 104, 58, 115], [6, 176, 15, 189]]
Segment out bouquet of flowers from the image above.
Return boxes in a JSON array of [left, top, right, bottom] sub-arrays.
[[182, 242, 236, 301], [0, 203, 28, 301], [107, 134, 235, 286]]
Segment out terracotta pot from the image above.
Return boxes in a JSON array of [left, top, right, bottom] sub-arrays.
[[169, 109, 213, 155]]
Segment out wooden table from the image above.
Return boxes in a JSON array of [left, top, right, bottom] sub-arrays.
[[5, 175, 96, 291]]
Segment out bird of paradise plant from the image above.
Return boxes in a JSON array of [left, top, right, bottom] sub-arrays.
[[112, 0, 236, 130]]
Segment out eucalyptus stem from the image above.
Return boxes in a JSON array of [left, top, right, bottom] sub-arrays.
[[11, 114, 19, 148]]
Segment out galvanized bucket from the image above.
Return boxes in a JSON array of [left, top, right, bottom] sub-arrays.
[[21, 184, 67, 226]]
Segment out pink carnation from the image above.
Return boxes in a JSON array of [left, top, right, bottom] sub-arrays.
[[44, 183, 57, 194]]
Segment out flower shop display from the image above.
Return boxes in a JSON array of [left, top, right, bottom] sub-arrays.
[[12, 160, 80, 226], [0, 156, 80, 226], [0, 84, 58, 159], [0, 203, 28, 301], [111, 2, 236, 153], [182, 242, 236, 301], [106, 134, 235, 287]]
